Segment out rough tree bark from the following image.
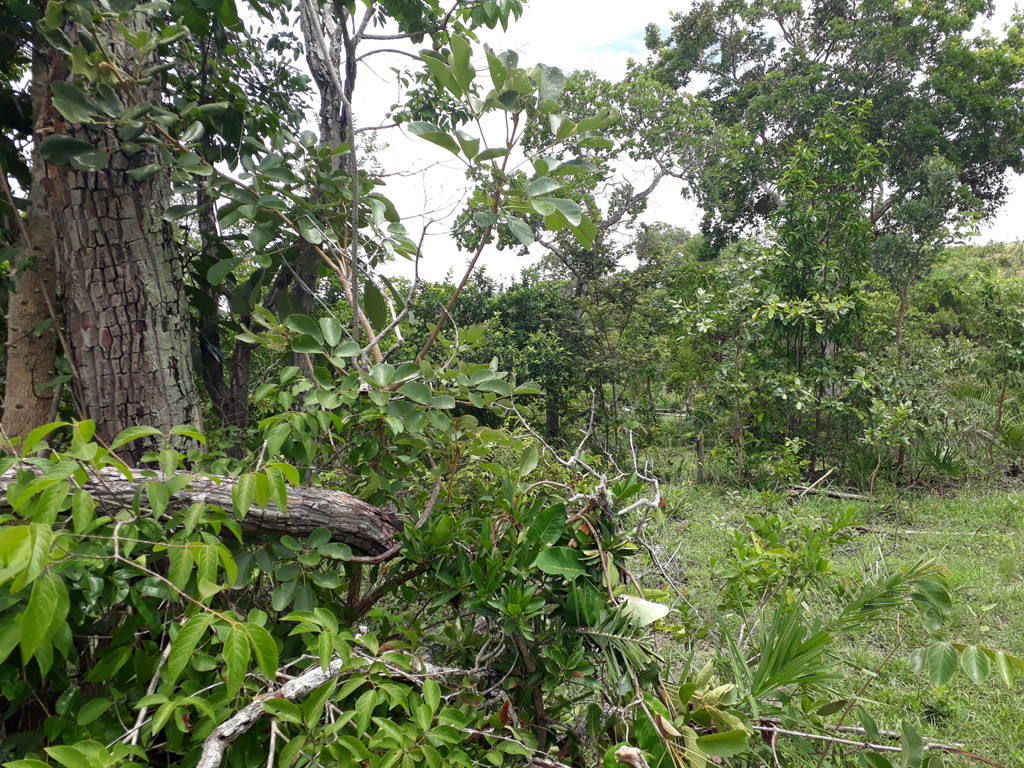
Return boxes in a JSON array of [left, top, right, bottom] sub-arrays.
[[41, 16, 202, 463], [2, 45, 58, 441]]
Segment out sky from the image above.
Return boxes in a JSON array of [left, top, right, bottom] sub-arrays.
[[350, 0, 1024, 283]]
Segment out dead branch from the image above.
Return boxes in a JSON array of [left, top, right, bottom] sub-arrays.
[[0, 465, 400, 555], [788, 485, 869, 501]]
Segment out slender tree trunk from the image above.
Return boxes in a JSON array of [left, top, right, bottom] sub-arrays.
[[42, 16, 201, 463], [544, 388, 560, 443], [2, 45, 58, 440], [895, 280, 909, 472]]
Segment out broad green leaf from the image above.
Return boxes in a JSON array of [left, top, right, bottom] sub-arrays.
[[243, 622, 279, 680], [19, 572, 68, 662], [900, 720, 923, 768], [370, 363, 396, 387], [695, 729, 749, 757], [994, 651, 1016, 686], [166, 614, 214, 685], [860, 754, 895, 768], [50, 81, 99, 123], [110, 425, 162, 449], [450, 36, 475, 90], [407, 121, 460, 155], [398, 381, 432, 404], [126, 164, 162, 181], [431, 395, 456, 409], [926, 642, 958, 687], [232, 473, 257, 518], [505, 215, 536, 244], [526, 503, 565, 546], [320, 317, 343, 347], [549, 158, 598, 176], [422, 56, 462, 96], [21, 420, 69, 454], [223, 625, 250, 697], [285, 314, 323, 342], [363, 281, 389, 333], [299, 216, 324, 245], [549, 198, 583, 226], [455, 130, 480, 160], [959, 645, 990, 683], [619, 596, 671, 627], [69, 150, 110, 172], [519, 445, 539, 478], [534, 546, 586, 579], [475, 147, 509, 162], [76, 698, 111, 725]]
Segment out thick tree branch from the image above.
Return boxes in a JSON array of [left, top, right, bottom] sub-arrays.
[[0, 466, 401, 554]]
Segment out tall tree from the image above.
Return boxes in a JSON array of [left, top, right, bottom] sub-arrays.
[[644, 0, 1024, 253], [38, 11, 201, 462]]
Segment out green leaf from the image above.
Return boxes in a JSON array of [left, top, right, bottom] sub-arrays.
[[50, 81, 99, 123], [549, 157, 598, 176], [695, 729, 750, 757], [363, 281, 389, 332], [111, 425, 162, 449], [926, 642, 958, 687], [994, 651, 1016, 686], [900, 720, 923, 768], [450, 36, 475, 91], [504, 215, 533, 246], [76, 698, 111, 725], [407, 122, 460, 155], [422, 56, 462, 97], [223, 625, 250, 697], [525, 503, 565, 546], [959, 645, 990, 683], [166, 614, 214, 685], [320, 317, 343, 347], [286, 314, 323, 342], [475, 147, 509, 162], [534, 547, 586, 579], [243, 622, 279, 680], [38, 135, 97, 166], [19, 572, 68, 662], [619, 596, 670, 627], [455, 130, 480, 160], [860, 754, 895, 768], [126, 164, 162, 181], [69, 150, 111, 172], [370, 363, 396, 387], [548, 198, 583, 226], [299, 216, 324, 244], [423, 678, 441, 714], [232, 473, 257, 518], [398, 381, 431, 404], [518, 445, 539, 478], [263, 698, 303, 724], [431, 395, 456, 409]]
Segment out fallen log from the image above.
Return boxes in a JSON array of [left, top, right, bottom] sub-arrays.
[[0, 465, 401, 555]]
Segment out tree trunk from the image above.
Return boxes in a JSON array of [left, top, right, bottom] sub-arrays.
[[42, 17, 201, 464], [545, 388, 560, 443], [197, 189, 251, 442], [2, 45, 58, 441]]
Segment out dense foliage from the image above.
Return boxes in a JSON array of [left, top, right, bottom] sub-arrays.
[[1, 1, 1023, 768]]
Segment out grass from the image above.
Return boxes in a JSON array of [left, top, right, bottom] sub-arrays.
[[636, 473, 1024, 767]]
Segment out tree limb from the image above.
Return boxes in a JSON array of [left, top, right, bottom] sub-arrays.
[[0, 465, 401, 555]]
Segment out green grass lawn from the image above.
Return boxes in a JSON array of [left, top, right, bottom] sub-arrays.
[[637, 479, 1024, 766]]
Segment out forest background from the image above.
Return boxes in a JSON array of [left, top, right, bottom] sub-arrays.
[[1, 1, 1024, 768]]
